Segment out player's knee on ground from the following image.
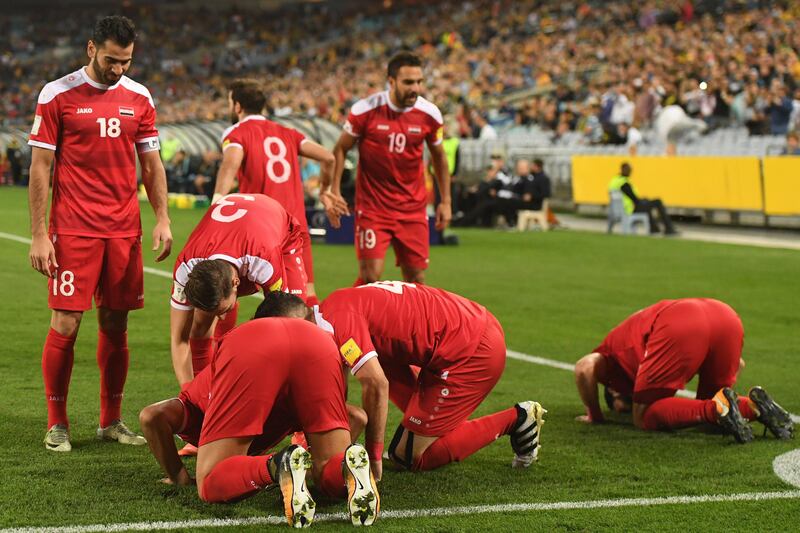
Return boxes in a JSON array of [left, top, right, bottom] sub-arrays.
[[388, 425, 434, 471], [632, 403, 650, 429]]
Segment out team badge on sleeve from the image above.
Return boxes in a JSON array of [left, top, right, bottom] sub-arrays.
[[172, 281, 187, 304], [31, 115, 42, 136], [340, 338, 363, 366], [435, 126, 444, 142], [343, 120, 356, 136]]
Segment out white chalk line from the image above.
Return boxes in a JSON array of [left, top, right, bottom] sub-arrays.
[[3, 490, 800, 533], [2, 230, 799, 531]]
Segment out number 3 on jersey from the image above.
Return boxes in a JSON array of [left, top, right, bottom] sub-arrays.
[[211, 194, 255, 223], [263, 137, 290, 183]]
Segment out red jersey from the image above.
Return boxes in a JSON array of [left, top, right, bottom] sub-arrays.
[[171, 194, 303, 310], [221, 115, 309, 229], [344, 91, 443, 216], [594, 300, 677, 392], [317, 281, 489, 374], [28, 67, 160, 238]]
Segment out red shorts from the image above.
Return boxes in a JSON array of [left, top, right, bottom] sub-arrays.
[[48, 234, 143, 312], [199, 318, 348, 446], [399, 314, 506, 437], [355, 211, 429, 270], [633, 299, 743, 404]]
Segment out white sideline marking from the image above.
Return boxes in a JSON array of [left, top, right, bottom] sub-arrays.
[[2, 230, 798, 423], [3, 490, 800, 532], [773, 450, 800, 489]]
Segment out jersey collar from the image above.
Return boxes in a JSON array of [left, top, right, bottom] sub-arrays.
[[240, 114, 267, 123], [385, 91, 414, 113], [80, 67, 122, 91]]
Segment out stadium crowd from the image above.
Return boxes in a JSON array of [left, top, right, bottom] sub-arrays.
[[3, 0, 800, 142]]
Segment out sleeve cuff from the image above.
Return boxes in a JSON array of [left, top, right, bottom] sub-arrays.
[[351, 350, 378, 375], [170, 299, 193, 311], [28, 140, 56, 151], [222, 142, 243, 152]]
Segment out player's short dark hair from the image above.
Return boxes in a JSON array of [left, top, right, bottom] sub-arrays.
[[92, 16, 137, 48], [533, 158, 544, 169], [184, 259, 234, 312], [254, 291, 307, 319], [620, 162, 632, 177], [229, 79, 266, 115], [387, 51, 422, 78]]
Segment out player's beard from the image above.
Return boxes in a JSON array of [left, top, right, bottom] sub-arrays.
[[394, 88, 417, 108], [230, 111, 239, 125], [91, 56, 120, 85]]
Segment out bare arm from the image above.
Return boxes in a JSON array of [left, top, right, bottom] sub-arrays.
[[574, 352, 607, 423], [428, 142, 452, 230], [354, 357, 389, 480], [213, 146, 244, 200], [139, 149, 173, 262], [170, 307, 195, 385], [139, 399, 194, 485], [28, 147, 57, 277], [328, 132, 358, 228], [301, 140, 348, 222]]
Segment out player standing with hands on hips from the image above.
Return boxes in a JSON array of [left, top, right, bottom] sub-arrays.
[[330, 52, 451, 285], [28, 16, 172, 452]]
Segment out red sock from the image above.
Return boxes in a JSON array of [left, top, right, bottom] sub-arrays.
[[189, 337, 214, 376], [413, 407, 519, 471], [353, 277, 364, 287], [42, 328, 76, 428], [640, 397, 717, 430], [97, 329, 129, 428], [738, 396, 757, 420], [318, 451, 346, 498], [199, 455, 272, 503], [214, 301, 238, 341]]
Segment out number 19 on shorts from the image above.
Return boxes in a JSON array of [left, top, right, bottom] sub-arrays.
[[358, 228, 376, 250]]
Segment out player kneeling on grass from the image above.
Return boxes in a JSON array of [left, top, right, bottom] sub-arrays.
[[575, 298, 794, 442], [140, 318, 379, 527], [256, 283, 547, 475]]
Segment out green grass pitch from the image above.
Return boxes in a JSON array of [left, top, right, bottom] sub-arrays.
[[0, 186, 798, 531]]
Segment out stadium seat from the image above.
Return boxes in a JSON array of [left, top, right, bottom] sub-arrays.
[[517, 199, 550, 232], [607, 191, 650, 235]]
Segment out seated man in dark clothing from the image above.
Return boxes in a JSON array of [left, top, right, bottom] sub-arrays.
[[453, 151, 512, 227], [609, 162, 678, 236], [521, 159, 551, 211]]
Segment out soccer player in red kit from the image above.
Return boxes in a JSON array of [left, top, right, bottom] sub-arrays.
[[574, 299, 794, 442], [27, 16, 173, 452], [153, 318, 380, 527], [331, 52, 452, 285], [169, 193, 307, 385], [256, 283, 547, 478], [213, 79, 343, 305]]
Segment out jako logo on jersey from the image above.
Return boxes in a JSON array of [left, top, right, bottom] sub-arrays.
[[377, 124, 390, 130], [76, 107, 93, 114], [408, 126, 422, 133], [408, 417, 422, 425], [119, 106, 135, 117]]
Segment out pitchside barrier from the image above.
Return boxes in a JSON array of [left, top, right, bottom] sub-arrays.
[[571, 155, 800, 217]]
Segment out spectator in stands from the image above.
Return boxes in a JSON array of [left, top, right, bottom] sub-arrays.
[[608, 162, 678, 236], [5, 138, 23, 185], [191, 150, 221, 197], [473, 112, 498, 141], [768, 83, 794, 135], [453, 150, 509, 227], [782, 132, 800, 156]]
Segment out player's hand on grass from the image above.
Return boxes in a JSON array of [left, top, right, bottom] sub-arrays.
[[435, 201, 452, 230], [575, 414, 603, 424], [152, 219, 173, 262], [161, 469, 195, 486], [370, 458, 382, 482], [29, 234, 58, 278]]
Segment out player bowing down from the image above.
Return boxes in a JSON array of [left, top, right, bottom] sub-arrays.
[[143, 318, 379, 527], [169, 193, 308, 385], [574, 298, 794, 442], [256, 282, 546, 477]]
